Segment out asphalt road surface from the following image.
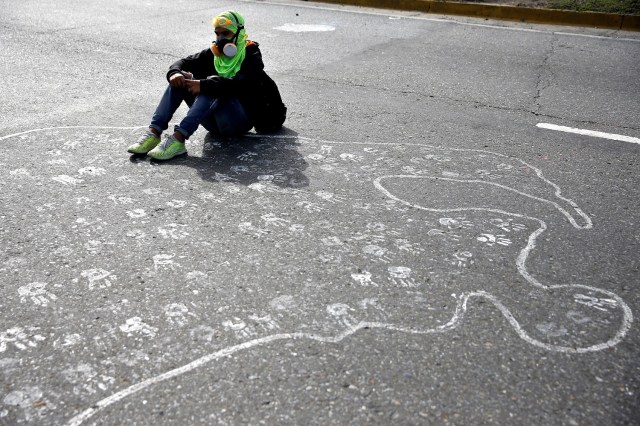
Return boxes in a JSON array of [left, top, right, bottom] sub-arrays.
[[1, 0, 639, 424]]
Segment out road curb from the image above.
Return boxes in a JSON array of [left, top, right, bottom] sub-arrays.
[[305, 0, 640, 30]]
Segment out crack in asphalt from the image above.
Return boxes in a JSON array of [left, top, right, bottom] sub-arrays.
[[3, 15, 638, 134], [284, 73, 640, 132], [0, 19, 182, 60], [533, 35, 558, 115], [27, 6, 216, 36]]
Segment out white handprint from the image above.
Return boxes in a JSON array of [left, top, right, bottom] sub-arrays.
[[0, 327, 45, 352], [451, 251, 474, 267], [165, 303, 194, 327], [158, 223, 190, 239], [119, 317, 158, 338], [18, 282, 58, 307], [351, 270, 377, 287], [296, 201, 325, 213], [261, 213, 290, 227], [388, 266, 418, 287], [238, 222, 269, 237], [362, 244, 392, 262], [248, 314, 280, 331], [327, 303, 357, 327], [340, 153, 363, 162], [81, 269, 115, 289], [153, 254, 178, 271], [237, 151, 258, 161], [477, 234, 512, 247], [440, 217, 474, 229], [222, 318, 255, 339], [315, 190, 347, 204], [490, 218, 526, 232]]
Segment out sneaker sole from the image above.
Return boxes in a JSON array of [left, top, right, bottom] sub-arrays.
[[127, 143, 159, 155], [127, 148, 150, 155], [149, 150, 187, 161]]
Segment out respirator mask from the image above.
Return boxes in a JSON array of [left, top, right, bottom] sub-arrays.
[[211, 13, 244, 57]]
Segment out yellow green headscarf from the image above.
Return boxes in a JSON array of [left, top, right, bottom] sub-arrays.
[[212, 11, 247, 78]]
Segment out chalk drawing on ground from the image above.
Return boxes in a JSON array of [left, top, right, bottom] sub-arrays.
[[0, 127, 633, 425]]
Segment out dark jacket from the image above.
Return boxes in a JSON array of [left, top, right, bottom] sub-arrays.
[[167, 42, 286, 133]]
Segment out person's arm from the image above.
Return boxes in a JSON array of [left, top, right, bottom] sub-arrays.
[[199, 45, 265, 97], [166, 49, 211, 82]]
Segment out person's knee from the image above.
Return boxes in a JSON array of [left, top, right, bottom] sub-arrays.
[[216, 104, 250, 136]]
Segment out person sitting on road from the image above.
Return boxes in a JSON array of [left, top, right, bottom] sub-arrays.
[[128, 10, 286, 161]]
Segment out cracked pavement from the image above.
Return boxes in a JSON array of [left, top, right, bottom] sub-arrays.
[[1, 0, 639, 424]]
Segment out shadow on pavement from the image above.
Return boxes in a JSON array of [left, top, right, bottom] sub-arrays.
[[140, 126, 309, 189]]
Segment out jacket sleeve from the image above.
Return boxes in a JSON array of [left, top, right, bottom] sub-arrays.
[[166, 49, 214, 81], [199, 45, 265, 98]]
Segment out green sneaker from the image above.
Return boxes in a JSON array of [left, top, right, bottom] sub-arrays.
[[127, 130, 160, 154], [148, 135, 187, 160]]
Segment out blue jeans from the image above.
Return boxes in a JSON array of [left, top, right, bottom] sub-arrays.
[[150, 84, 250, 139]]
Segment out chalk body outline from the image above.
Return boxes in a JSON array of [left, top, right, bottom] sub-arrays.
[[0, 127, 631, 425]]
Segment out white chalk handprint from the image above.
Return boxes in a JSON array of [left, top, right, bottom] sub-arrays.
[[0, 327, 46, 352], [119, 317, 158, 338], [18, 282, 58, 307], [164, 303, 194, 327]]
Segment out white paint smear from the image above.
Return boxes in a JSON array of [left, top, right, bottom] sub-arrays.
[[537, 123, 640, 145], [273, 23, 335, 32]]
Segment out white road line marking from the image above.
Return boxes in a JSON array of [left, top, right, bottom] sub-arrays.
[[537, 123, 640, 145]]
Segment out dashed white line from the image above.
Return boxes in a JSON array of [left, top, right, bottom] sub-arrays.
[[537, 123, 640, 145]]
